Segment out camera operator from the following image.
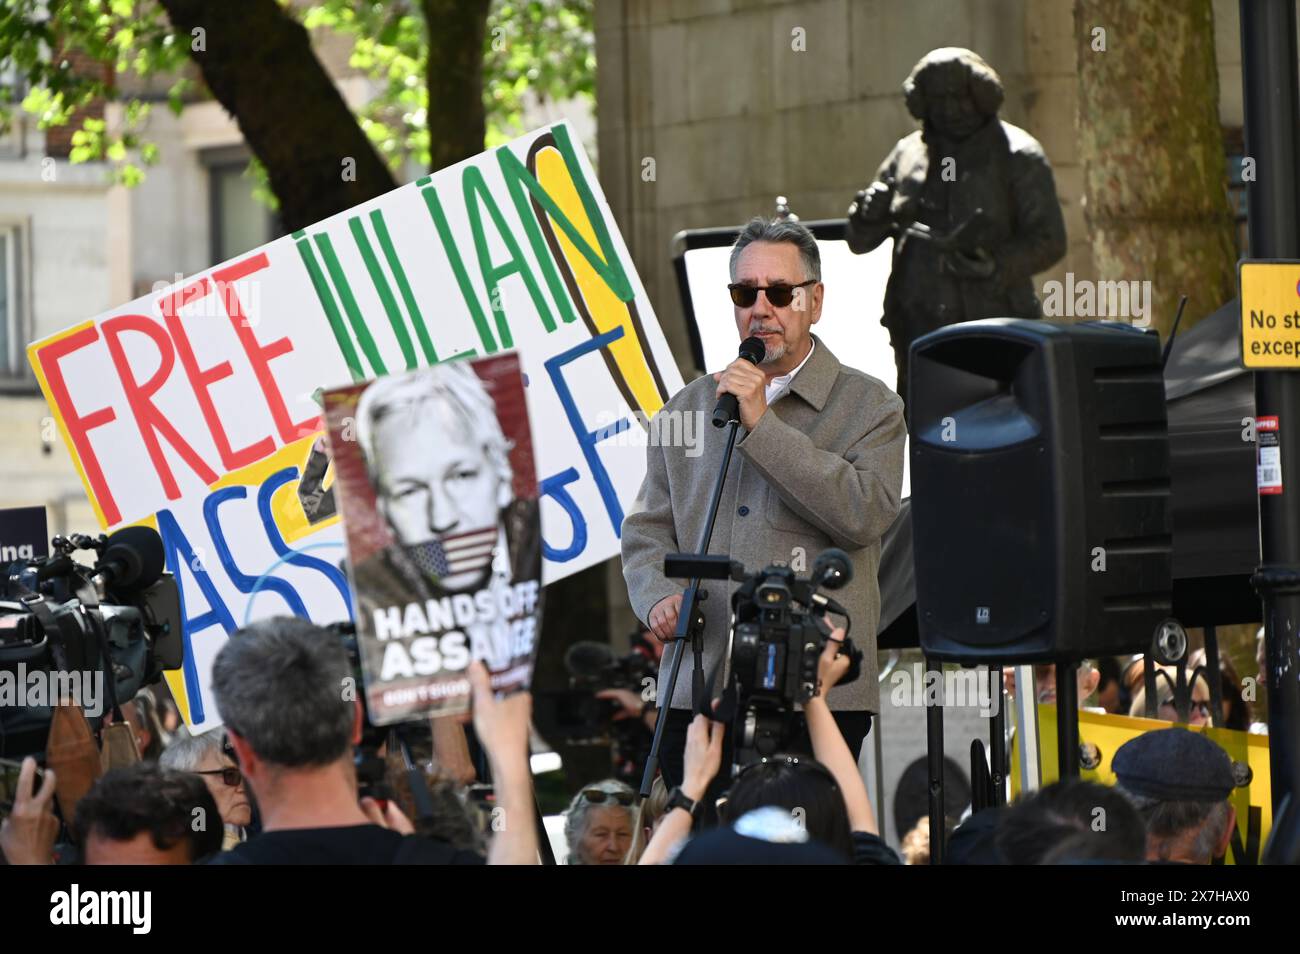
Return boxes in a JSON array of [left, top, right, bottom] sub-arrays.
[[595, 628, 664, 753], [639, 630, 898, 865], [206, 616, 537, 865], [594, 626, 664, 735], [554, 628, 661, 783]]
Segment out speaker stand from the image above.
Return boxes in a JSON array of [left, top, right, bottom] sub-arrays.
[[1056, 661, 1080, 779], [925, 654, 945, 864]]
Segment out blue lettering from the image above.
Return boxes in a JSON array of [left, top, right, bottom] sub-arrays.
[[540, 467, 588, 562], [257, 467, 354, 617], [203, 485, 308, 616], [544, 327, 631, 536], [156, 508, 236, 724]]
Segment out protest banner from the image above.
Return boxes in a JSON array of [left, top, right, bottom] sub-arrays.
[[27, 122, 682, 731], [324, 353, 541, 723], [1011, 705, 1271, 865]]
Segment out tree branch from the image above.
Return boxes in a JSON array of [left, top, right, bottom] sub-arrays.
[[157, 0, 397, 230], [421, 0, 490, 173]]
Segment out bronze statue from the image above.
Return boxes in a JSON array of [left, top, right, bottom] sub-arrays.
[[848, 47, 1067, 406]]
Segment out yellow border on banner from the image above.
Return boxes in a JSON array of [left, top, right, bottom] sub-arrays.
[[27, 321, 110, 530], [535, 145, 666, 420]]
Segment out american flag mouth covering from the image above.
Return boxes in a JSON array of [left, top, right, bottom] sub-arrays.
[[405, 525, 498, 579]]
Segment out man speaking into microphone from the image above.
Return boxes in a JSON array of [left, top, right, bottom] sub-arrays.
[[621, 217, 907, 790]]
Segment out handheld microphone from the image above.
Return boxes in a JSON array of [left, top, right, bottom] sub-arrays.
[[711, 336, 766, 428]]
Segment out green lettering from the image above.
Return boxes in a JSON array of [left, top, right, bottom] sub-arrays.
[[463, 164, 557, 347], [422, 182, 497, 356], [314, 233, 388, 377], [496, 124, 634, 303], [293, 231, 365, 382], [349, 213, 418, 370], [369, 209, 440, 366]]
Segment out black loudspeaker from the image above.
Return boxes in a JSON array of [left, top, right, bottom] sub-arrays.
[[909, 319, 1172, 663]]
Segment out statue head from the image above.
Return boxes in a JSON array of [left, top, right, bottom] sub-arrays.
[[903, 47, 1004, 141]]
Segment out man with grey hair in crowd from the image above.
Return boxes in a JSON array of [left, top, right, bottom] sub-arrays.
[[1112, 726, 1239, 865], [206, 616, 538, 864], [622, 216, 906, 813]]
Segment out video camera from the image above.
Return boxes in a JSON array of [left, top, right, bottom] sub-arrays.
[[0, 526, 183, 758], [539, 639, 657, 744], [665, 547, 863, 769]]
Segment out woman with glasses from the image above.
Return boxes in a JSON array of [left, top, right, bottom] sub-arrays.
[[160, 729, 252, 851], [562, 779, 637, 864]]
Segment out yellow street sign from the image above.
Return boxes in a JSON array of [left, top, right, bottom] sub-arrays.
[[1240, 260, 1300, 368]]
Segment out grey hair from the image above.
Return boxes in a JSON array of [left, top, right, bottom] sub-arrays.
[[1119, 789, 1233, 863], [564, 778, 636, 864], [353, 360, 513, 493], [159, 727, 226, 773], [211, 616, 355, 768], [729, 217, 822, 283]]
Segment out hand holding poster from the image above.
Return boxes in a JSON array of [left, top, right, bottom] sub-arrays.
[[324, 354, 541, 722]]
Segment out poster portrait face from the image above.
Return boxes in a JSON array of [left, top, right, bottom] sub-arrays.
[[357, 362, 514, 592]]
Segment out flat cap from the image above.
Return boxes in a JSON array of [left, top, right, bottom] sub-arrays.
[[1112, 727, 1235, 803]]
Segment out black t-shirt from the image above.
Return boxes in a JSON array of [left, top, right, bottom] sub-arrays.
[[206, 825, 484, 866], [852, 831, 902, 866]]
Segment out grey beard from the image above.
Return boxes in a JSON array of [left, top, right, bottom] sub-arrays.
[[760, 340, 787, 364]]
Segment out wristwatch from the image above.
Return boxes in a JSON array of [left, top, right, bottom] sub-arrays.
[[665, 786, 699, 819]]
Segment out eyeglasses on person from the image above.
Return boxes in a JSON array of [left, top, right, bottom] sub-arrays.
[[727, 279, 816, 308], [196, 766, 243, 787], [580, 788, 635, 806]]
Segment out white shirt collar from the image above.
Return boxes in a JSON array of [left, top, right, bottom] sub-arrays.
[[764, 339, 816, 404]]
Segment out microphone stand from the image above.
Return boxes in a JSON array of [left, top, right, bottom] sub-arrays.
[[638, 416, 743, 798]]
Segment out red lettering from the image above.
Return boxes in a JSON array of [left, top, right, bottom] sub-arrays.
[[159, 278, 276, 470], [33, 326, 121, 525], [101, 314, 220, 500], [213, 253, 322, 442]]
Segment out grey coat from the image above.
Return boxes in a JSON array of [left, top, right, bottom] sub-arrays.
[[620, 337, 906, 713]]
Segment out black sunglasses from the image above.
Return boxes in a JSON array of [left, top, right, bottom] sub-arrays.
[[197, 766, 243, 787], [728, 279, 816, 308], [580, 788, 635, 806]]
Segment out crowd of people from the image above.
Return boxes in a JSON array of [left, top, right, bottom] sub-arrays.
[[1003, 635, 1268, 733], [0, 614, 1253, 866]]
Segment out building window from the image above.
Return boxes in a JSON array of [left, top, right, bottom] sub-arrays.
[[0, 222, 28, 382], [208, 157, 278, 264]]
